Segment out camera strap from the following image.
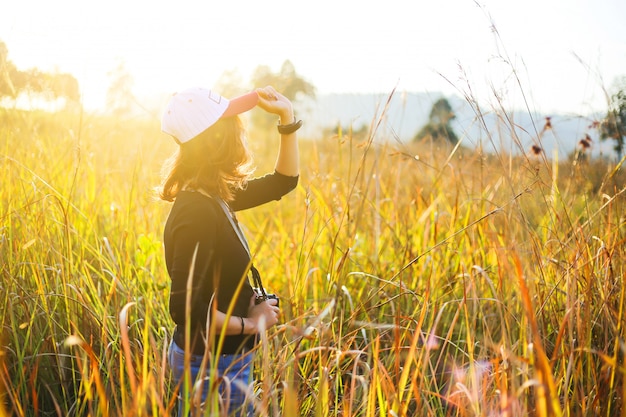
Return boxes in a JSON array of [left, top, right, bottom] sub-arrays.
[[215, 197, 268, 297]]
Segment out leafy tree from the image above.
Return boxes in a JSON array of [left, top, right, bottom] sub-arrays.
[[250, 60, 315, 101], [21, 68, 79, 101], [248, 60, 315, 130], [0, 40, 80, 104], [52, 72, 80, 102], [414, 97, 458, 145], [600, 82, 626, 160], [106, 61, 136, 116], [0, 41, 18, 97], [213, 69, 246, 97]]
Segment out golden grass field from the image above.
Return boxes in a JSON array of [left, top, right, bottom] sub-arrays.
[[0, 103, 625, 416]]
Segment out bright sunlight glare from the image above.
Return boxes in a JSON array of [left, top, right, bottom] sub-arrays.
[[0, 0, 624, 114]]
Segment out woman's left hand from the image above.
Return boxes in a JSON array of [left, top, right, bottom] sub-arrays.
[[247, 295, 280, 333], [255, 86, 294, 124]]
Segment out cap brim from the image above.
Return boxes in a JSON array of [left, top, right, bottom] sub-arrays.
[[222, 91, 259, 118]]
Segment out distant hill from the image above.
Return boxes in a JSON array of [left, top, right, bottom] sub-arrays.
[[295, 92, 616, 160]]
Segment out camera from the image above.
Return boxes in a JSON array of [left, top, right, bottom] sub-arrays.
[[254, 288, 279, 307]]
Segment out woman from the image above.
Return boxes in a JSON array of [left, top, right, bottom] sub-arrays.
[[159, 86, 300, 416]]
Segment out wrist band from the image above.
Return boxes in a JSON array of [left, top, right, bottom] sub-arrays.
[[277, 119, 302, 135], [239, 316, 245, 335]]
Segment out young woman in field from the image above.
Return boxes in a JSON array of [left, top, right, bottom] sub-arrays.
[[159, 85, 300, 416]]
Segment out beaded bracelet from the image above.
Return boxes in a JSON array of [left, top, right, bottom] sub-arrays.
[[277, 119, 303, 135]]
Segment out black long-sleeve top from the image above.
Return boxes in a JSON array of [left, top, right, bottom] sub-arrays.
[[164, 171, 298, 354]]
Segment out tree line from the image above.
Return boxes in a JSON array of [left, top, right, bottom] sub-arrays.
[[0, 41, 79, 104], [413, 90, 625, 161], [1, 39, 624, 159]]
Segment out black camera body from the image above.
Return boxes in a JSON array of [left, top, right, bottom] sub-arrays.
[[254, 288, 279, 307]]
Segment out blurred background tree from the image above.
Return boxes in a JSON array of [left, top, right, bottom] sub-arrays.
[[250, 60, 315, 101], [213, 60, 315, 134], [600, 79, 626, 160], [249, 60, 315, 131], [21, 68, 79, 102], [414, 97, 458, 145], [0, 40, 79, 106], [0, 41, 18, 97], [213, 69, 247, 98], [106, 61, 135, 117]]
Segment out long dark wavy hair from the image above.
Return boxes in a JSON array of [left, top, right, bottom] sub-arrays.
[[159, 116, 254, 202]]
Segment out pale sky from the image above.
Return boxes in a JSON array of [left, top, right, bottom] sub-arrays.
[[1, 0, 624, 115]]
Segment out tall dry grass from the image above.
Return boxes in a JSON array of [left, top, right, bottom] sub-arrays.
[[0, 96, 624, 416]]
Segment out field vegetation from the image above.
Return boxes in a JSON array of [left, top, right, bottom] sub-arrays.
[[0, 97, 625, 416]]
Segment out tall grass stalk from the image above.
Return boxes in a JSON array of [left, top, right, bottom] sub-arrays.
[[1, 88, 625, 417]]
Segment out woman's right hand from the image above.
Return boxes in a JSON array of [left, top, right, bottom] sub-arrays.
[[246, 295, 280, 333], [255, 86, 294, 124]]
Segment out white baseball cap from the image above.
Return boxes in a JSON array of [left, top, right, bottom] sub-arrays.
[[161, 87, 259, 144]]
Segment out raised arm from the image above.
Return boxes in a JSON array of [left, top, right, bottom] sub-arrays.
[[255, 86, 300, 177]]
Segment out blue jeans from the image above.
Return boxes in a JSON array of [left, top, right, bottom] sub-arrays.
[[168, 340, 254, 416]]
